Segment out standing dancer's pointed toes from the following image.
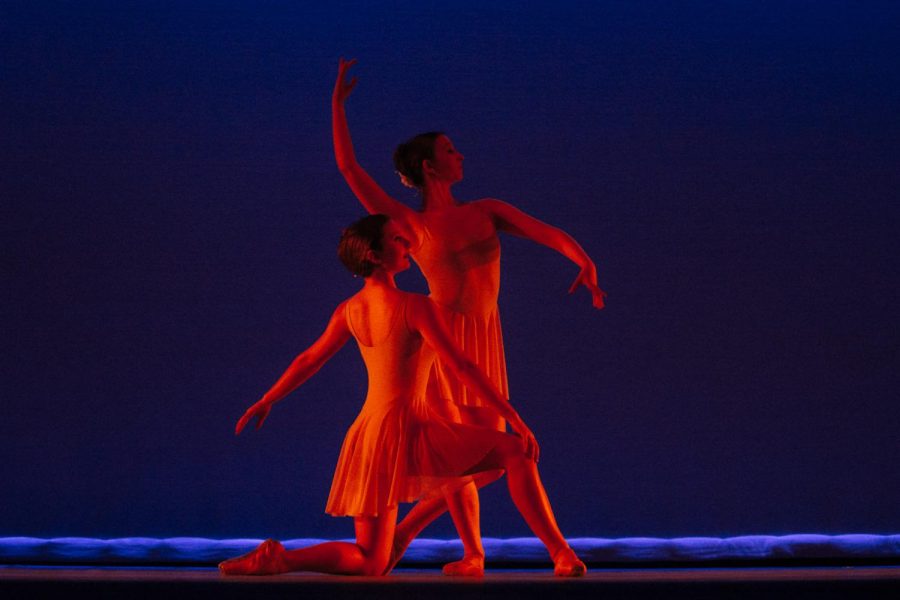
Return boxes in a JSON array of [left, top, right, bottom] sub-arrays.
[[552, 546, 587, 577]]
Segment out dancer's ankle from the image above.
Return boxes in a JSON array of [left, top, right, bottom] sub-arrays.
[[552, 545, 586, 577], [219, 539, 288, 576], [548, 543, 568, 561], [442, 554, 484, 577], [393, 526, 410, 555], [382, 529, 412, 575]]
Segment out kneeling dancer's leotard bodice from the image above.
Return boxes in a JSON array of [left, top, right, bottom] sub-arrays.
[[325, 293, 502, 517]]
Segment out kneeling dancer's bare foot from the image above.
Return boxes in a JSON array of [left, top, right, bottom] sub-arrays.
[[219, 539, 288, 576], [442, 554, 484, 577], [552, 546, 586, 577]]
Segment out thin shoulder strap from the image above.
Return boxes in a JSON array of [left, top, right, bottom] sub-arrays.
[[344, 299, 359, 340]]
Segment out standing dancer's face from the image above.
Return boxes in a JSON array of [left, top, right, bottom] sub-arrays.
[[425, 135, 465, 184], [376, 220, 412, 274]]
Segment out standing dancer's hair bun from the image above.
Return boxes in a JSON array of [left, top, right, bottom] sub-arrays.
[[393, 132, 443, 189]]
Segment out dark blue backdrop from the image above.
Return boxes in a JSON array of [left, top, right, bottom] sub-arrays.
[[3, 1, 899, 541]]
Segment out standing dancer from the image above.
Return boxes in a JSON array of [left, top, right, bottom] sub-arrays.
[[218, 215, 586, 577], [332, 58, 604, 575]]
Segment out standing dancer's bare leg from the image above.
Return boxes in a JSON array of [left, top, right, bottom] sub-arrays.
[[388, 471, 503, 574], [441, 406, 505, 576], [388, 432, 584, 578], [443, 483, 485, 576], [471, 434, 586, 577], [389, 405, 506, 576]]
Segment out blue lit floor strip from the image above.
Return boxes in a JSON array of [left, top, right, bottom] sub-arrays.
[[1, 535, 899, 564]]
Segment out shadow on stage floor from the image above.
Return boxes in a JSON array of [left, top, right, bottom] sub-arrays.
[[3, 565, 900, 599]]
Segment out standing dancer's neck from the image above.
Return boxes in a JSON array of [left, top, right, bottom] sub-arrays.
[[422, 181, 456, 210]]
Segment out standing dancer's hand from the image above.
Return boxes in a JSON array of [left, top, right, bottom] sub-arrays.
[[569, 262, 606, 309], [333, 57, 358, 104], [235, 400, 273, 435], [509, 416, 541, 463]]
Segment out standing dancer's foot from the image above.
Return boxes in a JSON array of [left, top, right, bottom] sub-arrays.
[[552, 546, 586, 577], [219, 539, 288, 576], [442, 554, 484, 577]]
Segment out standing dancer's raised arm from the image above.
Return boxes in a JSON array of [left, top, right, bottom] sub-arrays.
[[332, 58, 419, 234]]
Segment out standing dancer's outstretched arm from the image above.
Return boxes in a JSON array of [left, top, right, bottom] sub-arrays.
[[478, 199, 607, 309]]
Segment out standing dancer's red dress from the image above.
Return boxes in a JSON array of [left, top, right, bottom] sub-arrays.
[[413, 203, 509, 414]]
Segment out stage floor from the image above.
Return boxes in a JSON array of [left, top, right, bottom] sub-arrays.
[[3, 565, 900, 599]]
